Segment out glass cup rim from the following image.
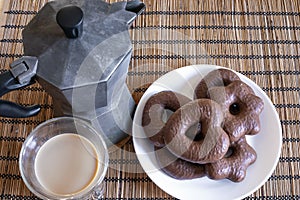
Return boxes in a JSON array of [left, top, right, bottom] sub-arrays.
[[19, 116, 109, 199]]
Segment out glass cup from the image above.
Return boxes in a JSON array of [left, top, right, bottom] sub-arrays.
[[19, 117, 109, 200]]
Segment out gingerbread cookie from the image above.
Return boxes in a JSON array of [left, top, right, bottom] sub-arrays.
[[142, 91, 191, 147], [155, 146, 206, 180], [163, 99, 230, 164], [205, 137, 257, 182], [194, 68, 241, 99], [207, 80, 264, 142]]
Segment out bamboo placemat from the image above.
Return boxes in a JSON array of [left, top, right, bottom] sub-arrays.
[[0, 0, 300, 199]]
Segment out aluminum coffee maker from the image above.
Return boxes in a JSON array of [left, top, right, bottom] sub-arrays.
[[0, 0, 146, 146]]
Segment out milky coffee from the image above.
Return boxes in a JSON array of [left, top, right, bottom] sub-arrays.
[[34, 134, 100, 196]]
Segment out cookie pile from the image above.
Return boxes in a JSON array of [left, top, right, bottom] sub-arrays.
[[142, 68, 264, 182]]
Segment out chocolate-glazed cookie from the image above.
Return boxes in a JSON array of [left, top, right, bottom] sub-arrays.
[[142, 91, 191, 147], [163, 99, 230, 164], [207, 80, 264, 142], [154, 146, 206, 180], [205, 137, 257, 182], [194, 68, 241, 99]]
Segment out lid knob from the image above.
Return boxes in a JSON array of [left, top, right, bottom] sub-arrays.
[[56, 6, 83, 39]]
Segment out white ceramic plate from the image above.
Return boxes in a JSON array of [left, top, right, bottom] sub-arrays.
[[132, 65, 282, 200]]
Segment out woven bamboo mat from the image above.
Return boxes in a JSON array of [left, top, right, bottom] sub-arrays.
[[0, 0, 300, 199]]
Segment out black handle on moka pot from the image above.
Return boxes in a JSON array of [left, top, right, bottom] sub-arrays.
[[0, 56, 41, 118], [56, 6, 83, 39]]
